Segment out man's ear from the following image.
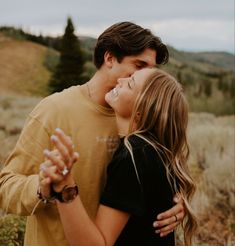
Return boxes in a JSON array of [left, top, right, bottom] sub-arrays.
[[104, 51, 115, 68]]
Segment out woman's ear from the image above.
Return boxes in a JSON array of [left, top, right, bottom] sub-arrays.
[[135, 112, 141, 122], [104, 51, 115, 68]]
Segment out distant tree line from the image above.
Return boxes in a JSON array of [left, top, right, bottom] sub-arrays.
[[0, 26, 62, 51], [0, 19, 95, 93]]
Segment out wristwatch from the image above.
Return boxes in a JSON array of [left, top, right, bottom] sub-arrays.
[[51, 184, 79, 203]]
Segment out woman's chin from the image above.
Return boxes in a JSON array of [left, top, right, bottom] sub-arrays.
[[105, 93, 112, 107]]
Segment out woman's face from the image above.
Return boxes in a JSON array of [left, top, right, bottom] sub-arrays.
[[105, 68, 153, 119]]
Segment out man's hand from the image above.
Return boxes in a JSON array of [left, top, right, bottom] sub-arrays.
[[153, 194, 185, 237]]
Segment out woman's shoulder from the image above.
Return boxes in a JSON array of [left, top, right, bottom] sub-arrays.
[[127, 134, 164, 163], [127, 134, 152, 150]]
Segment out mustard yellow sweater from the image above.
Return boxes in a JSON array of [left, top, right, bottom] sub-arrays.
[[0, 86, 118, 246]]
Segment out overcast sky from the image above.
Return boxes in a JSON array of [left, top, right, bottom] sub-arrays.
[[1, 0, 234, 53]]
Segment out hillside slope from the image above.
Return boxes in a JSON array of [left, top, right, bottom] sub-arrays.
[[0, 31, 234, 115], [166, 46, 234, 73], [0, 33, 57, 96]]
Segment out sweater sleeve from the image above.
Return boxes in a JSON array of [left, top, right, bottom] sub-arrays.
[[0, 98, 57, 215]]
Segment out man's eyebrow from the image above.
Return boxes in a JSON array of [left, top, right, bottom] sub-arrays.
[[135, 60, 148, 66]]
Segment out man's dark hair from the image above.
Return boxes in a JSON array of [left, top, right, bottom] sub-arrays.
[[94, 21, 169, 69]]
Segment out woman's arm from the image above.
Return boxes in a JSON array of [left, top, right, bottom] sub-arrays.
[[41, 164, 130, 246], [40, 128, 130, 246], [57, 195, 129, 246]]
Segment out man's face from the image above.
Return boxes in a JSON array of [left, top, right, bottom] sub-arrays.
[[110, 48, 156, 88], [105, 68, 153, 119]]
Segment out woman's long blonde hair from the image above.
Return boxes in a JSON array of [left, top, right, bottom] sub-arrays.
[[125, 68, 197, 245]]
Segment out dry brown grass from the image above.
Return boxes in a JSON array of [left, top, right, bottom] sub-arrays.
[[0, 96, 234, 245], [0, 95, 41, 165], [188, 113, 235, 245], [0, 34, 51, 96]]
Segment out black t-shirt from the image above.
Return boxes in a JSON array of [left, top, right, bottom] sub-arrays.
[[100, 135, 175, 246]]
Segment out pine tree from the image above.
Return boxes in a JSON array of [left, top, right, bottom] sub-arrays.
[[48, 17, 85, 93]]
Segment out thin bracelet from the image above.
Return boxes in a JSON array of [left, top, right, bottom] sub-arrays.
[[37, 185, 55, 204]]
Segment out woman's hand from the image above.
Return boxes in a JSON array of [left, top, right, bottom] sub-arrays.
[[38, 128, 79, 200], [38, 148, 67, 200], [43, 128, 79, 192]]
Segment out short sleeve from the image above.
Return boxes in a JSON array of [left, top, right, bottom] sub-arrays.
[[100, 145, 145, 216]]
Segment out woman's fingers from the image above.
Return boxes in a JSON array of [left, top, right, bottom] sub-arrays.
[[41, 163, 64, 183], [72, 152, 79, 163], [50, 135, 71, 164], [55, 128, 74, 158], [43, 149, 66, 173], [50, 129, 79, 169]]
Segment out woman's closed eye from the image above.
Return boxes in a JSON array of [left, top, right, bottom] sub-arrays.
[[129, 77, 136, 89]]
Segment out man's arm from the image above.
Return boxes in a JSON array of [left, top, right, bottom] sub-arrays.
[[0, 100, 54, 215], [153, 194, 185, 236]]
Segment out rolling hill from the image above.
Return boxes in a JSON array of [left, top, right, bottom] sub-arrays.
[[0, 28, 234, 115], [0, 33, 58, 96]]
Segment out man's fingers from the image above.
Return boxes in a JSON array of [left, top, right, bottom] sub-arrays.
[[158, 221, 178, 233], [154, 221, 178, 235], [156, 202, 184, 220], [159, 227, 176, 237], [39, 161, 52, 180], [153, 214, 179, 228], [39, 176, 52, 198], [154, 211, 184, 228], [40, 177, 51, 187]]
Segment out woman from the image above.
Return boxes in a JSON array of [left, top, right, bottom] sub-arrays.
[[39, 68, 197, 245]]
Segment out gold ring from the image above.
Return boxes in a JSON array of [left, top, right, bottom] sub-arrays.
[[174, 214, 177, 222]]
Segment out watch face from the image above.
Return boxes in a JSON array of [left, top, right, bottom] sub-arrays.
[[62, 186, 78, 202]]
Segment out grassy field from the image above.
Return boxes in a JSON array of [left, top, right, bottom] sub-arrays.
[[187, 113, 235, 245], [0, 94, 234, 245], [0, 34, 55, 96]]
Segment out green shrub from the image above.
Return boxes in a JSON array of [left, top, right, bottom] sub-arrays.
[[0, 215, 26, 246]]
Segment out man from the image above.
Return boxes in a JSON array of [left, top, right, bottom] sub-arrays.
[[0, 22, 184, 245]]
